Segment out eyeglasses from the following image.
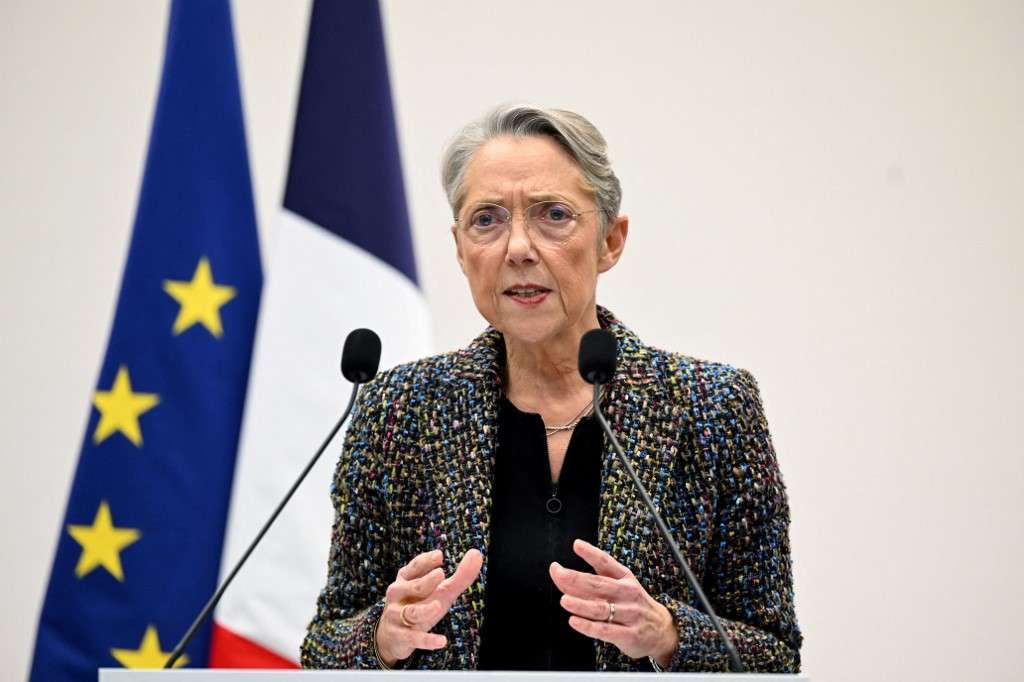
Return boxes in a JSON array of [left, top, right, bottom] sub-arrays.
[[455, 201, 603, 246]]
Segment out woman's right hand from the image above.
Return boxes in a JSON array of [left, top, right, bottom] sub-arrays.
[[375, 547, 483, 667]]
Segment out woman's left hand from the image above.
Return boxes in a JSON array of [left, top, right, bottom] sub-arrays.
[[550, 539, 678, 667]]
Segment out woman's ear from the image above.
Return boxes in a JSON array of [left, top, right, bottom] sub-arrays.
[[597, 214, 629, 274]]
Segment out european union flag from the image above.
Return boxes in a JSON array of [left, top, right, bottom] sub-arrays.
[[29, 1, 261, 678]]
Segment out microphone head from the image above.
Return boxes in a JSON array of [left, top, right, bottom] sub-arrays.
[[578, 328, 617, 384], [341, 328, 381, 383]]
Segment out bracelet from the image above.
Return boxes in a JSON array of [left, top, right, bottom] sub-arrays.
[[648, 656, 664, 673]]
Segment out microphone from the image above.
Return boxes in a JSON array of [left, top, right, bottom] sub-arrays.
[[578, 329, 745, 673], [342, 328, 381, 383], [165, 328, 382, 668]]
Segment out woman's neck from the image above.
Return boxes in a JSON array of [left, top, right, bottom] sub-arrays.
[[502, 310, 600, 412]]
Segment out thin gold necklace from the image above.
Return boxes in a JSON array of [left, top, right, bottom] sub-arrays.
[[544, 388, 602, 437]]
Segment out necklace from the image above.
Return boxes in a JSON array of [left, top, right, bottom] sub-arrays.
[[543, 388, 602, 437]]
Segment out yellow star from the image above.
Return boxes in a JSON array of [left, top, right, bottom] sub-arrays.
[[162, 256, 236, 338], [92, 365, 160, 447], [111, 625, 188, 669], [67, 500, 141, 581]]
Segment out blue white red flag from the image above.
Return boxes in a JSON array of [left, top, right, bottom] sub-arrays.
[[208, 0, 431, 666], [29, 1, 262, 677]]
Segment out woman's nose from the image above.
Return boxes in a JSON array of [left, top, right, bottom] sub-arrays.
[[504, 216, 537, 264]]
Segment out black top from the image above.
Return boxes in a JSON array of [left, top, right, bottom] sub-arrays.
[[478, 397, 603, 671]]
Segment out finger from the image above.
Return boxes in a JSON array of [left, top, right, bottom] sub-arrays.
[[377, 606, 448, 663], [396, 628, 448, 651], [559, 594, 637, 624], [397, 549, 444, 581], [572, 539, 631, 579], [549, 562, 621, 601], [566, 614, 632, 649], [387, 566, 444, 605], [434, 548, 483, 604], [401, 567, 446, 601], [399, 599, 446, 628]]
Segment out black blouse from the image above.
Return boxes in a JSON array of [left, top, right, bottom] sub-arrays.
[[478, 397, 603, 671]]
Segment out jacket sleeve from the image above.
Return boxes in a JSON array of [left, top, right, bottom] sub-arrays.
[[656, 367, 802, 673], [300, 378, 395, 669]]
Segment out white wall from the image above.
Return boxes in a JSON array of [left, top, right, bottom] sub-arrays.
[[3, 1, 1022, 680]]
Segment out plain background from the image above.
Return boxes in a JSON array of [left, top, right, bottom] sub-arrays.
[[2, 1, 1022, 680]]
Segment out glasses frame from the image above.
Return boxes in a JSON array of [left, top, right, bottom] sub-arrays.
[[454, 200, 605, 246]]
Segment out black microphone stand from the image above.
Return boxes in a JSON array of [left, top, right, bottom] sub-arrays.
[[590, 382, 746, 673], [164, 381, 363, 668]]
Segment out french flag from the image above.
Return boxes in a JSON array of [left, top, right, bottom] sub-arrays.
[[210, 0, 431, 666]]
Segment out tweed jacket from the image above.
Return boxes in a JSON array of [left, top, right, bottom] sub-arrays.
[[301, 307, 801, 672]]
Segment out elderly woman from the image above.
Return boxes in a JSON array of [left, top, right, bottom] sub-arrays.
[[301, 105, 801, 672]]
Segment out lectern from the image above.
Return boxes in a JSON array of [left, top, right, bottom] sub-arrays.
[[100, 671, 809, 681]]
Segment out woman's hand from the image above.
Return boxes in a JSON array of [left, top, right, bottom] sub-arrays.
[[375, 548, 483, 667], [550, 539, 678, 667]]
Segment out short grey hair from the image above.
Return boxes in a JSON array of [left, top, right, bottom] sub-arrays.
[[441, 104, 622, 233]]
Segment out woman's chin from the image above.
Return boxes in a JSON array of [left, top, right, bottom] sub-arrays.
[[497, 311, 570, 348]]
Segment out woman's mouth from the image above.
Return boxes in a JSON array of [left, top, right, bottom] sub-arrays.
[[504, 285, 551, 305]]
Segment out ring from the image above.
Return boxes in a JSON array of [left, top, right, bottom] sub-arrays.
[[606, 601, 616, 623], [399, 604, 414, 628]]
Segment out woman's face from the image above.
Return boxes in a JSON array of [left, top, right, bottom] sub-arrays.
[[452, 135, 627, 346]]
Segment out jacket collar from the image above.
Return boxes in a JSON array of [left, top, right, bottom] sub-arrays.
[[447, 305, 661, 389]]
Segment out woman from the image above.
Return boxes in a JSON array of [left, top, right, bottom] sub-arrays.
[[301, 105, 801, 672]]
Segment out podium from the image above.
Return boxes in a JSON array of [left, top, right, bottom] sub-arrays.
[[100, 672, 809, 681]]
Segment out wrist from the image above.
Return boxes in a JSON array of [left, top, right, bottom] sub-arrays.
[[651, 602, 678, 668], [373, 615, 398, 669]]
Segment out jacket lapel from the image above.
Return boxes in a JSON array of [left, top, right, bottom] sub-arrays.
[[418, 328, 504, 669], [595, 313, 673, 572], [593, 313, 690, 670]]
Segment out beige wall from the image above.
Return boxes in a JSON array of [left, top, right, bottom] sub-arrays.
[[3, 1, 1022, 680]]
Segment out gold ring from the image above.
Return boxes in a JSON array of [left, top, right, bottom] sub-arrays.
[[606, 601, 616, 623], [400, 604, 415, 628]]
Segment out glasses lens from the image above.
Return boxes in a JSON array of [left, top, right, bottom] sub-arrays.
[[528, 201, 577, 244], [464, 204, 509, 243]]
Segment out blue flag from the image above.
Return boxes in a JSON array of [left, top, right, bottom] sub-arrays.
[[29, 1, 261, 678], [283, 0, 419, 283]]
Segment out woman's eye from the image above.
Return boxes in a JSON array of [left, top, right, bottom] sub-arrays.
[[471, 211, 498, 228], [544, 204, 571, 222]]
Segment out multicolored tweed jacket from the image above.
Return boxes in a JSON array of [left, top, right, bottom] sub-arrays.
[[301, 307, 801, 672]]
